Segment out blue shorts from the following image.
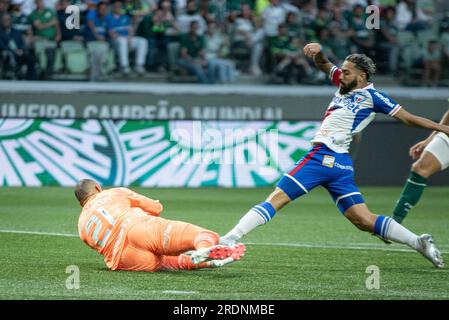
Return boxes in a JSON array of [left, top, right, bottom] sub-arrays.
[[277, 144, 364, 214]]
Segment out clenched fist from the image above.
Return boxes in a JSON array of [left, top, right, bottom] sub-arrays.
[[303, 43, 322, 58]]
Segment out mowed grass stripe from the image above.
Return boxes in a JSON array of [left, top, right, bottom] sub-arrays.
[[2, 229, 449, 254], [1, 186, 448, 299]]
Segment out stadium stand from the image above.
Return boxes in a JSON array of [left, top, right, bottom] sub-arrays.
[[0, 0, 448, 86]]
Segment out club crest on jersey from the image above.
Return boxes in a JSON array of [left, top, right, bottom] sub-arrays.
[[322, 155, 335, 168], [354, 94, 367, 104]]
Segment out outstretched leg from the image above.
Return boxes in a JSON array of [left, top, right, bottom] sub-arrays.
[[344, 203, 444, 268], [221, 144, 327, 246], [220, 187, 291, 245]]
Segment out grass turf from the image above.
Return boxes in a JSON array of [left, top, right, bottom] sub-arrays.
[[0, 186, 448, 300]]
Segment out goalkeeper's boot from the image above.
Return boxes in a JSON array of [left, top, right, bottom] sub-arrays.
[[416, 234, 444, 268], [190, 245, 233, 264], [207, 244, 246, 267], [190, 243, 247, 264], [230, 243, 246, 261]]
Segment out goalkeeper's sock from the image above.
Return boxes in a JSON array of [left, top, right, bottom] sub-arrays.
[[392, 171, 427, 223], [160, 255, 210, 270], [222, 202, 276, 243], [374, 215, 419, 249]]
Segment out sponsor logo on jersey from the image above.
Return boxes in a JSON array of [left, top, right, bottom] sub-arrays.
[[322, 155, 335, 168], [354, 94, 367, 105], [331, 93, 368, 114], [373, 91, 395, 108], [335, 162, 354, 171]]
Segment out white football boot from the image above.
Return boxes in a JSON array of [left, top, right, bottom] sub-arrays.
[[219, 235, 238, 247], [416, 234, 444, 268], [208, 257, 235, 268]]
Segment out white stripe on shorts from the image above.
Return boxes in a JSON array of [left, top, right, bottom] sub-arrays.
[[283, 173, 309, 194], [335, 192, 362, 206]]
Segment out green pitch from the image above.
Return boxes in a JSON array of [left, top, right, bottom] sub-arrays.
[[1, 186, 448, 300]]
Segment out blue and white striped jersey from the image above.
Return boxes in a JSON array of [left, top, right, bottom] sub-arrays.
[[312, 66, 402, 153]]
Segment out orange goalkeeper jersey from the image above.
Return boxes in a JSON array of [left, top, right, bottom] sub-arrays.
[[78, 187, 163, 270]]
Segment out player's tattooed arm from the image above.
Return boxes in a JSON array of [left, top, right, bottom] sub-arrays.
[[313, 51, 334, 74], [303, 43, 335, 74]]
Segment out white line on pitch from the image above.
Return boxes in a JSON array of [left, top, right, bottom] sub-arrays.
[[246, 242, 449, 253], [0, 229, 78, 237], [1, 229, 448, 254]]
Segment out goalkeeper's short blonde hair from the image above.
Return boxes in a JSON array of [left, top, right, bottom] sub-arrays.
[[75, 179, 99, 205]]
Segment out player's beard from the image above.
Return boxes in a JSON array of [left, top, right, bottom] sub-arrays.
[[339, 78, 358, 95]]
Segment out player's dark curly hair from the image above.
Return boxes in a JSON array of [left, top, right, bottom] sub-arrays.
[[345, 54, 376, 80]]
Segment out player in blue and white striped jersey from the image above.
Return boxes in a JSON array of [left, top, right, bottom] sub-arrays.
[[220, 43, 449, 268]]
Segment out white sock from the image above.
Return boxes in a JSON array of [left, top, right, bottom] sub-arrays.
[[381, 217, 419, 249], [223, 209, 266, 242]]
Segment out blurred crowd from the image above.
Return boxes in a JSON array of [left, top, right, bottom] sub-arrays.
[[0, 0, 448, 86]]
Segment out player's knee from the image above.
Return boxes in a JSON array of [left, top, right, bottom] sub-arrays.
[[266, 188, 291, 211], [194, 231, 219, 248], [411, 160, 431, 178]]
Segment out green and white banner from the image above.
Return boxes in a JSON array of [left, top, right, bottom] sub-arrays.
[[0, 119, 320, 187]]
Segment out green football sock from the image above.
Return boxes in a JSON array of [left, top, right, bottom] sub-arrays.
[[392, 172, 427, 223]]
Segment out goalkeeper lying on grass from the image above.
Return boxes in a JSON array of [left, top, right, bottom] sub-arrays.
[[75, 179, 246, 272]]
